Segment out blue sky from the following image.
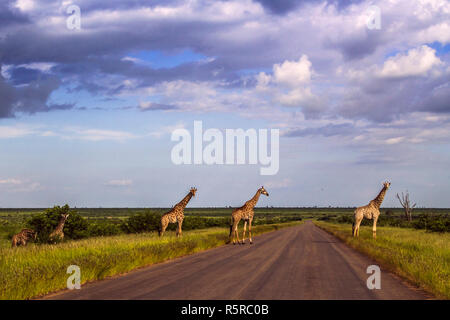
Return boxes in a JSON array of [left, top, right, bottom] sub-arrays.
[[1, 0, 450, 207]]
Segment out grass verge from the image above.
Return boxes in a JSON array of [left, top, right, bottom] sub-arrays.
[[314, 221, 450, 299], [0, 221, 302, 300]]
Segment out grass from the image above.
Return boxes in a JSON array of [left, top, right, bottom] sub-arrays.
[[0, 221, 302, 300], [315, 221, 450, 299]]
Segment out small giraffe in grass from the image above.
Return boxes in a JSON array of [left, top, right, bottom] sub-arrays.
[[353, 181, 391, 239], [229, 186, 269, 245], [159, 187, 197, 237], [11, 228, 37, 247], [49, 213, 70, 243]]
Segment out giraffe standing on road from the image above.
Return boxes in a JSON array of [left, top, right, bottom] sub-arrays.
[[353, 181, 391, 239], [229, 186, 269, 245], [159, 187, 197, 237], [11, 228, 37, 247], [49, 213, 70, 243]]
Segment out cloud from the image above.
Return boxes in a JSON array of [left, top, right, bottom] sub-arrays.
[[385, 137, 405, 145], [336, 44, 449, 122], [253, 55, 325, 116], [63, 128, 138, 141], [378, 46, 442, 78], [284, 123, 356, 137], [0, 178, 42, 192], [0, 178, 22, 184], [138, 101, 178, 111], [254, 0, 302, 14], [149, 121, 186, 138], [0, 125, 37, 138], [0, 124, 142, 142], [0, 71, 74, 118], [104, 179, 133, 187], [264, 178, 292, 189], [273, 55, 312, 87], [417, 22, 450, 45]]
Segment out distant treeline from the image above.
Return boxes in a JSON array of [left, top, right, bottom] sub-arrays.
[[318, 211, 450, 233]]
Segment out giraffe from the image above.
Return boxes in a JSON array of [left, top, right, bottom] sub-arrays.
[[229, 186, 269, 245], [352, 181, 391, 239], [159, 187, 197, 237], [11, 228, 37, 247], [49, 213, 70, 243]]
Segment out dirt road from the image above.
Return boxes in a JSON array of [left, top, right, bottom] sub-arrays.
[[46, 221, 429, 299]]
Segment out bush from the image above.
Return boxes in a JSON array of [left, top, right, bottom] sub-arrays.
[[385, 210, 394, 216], [87, 222, 123, 237], [27, 205, 89, 243], [413, 214, 450, 232], [121, 211, 161, 233]]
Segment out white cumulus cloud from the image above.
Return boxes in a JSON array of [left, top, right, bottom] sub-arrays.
[[378, 45, 442, 78]]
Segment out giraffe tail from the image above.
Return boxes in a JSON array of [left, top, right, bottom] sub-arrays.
[[229, 217, 233, 238]]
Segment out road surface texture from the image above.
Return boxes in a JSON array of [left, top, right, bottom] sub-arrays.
[[46, 221, 430, 300]]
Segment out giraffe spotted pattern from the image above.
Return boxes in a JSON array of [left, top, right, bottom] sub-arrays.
[[11, 228, 37, 247], [229, 186, 269, 245], [353, 181, 391, 239], [159, 187, 197, 237]]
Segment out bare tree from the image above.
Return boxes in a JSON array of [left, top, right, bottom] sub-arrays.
[[396, 191, 416, 221]]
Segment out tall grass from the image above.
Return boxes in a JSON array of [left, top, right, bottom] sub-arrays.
[[315, 221, 450, 299], [0, 221, 301, 300]]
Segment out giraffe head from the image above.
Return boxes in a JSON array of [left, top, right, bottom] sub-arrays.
[[260, 186, 269, 196], [61, 213, 70, 221], [383, 181, 391, 189], [190, 187, 197, 197]]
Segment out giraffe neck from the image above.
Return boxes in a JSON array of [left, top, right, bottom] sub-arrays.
[[372, 186, 387, 209], [56, 217, 67, 232], [247, 190, 262, 209], [176, 192, 193, 209]]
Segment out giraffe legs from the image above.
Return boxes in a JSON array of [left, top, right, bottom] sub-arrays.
[[159, 219, 168, 237], [249, 218, 253, 244], [176, 219, 183, 237], [11, 236, 18, 248], [353, 216, 363, 237], [241, 221, 247, 244], [233, 221, 241, 244], [372, 216, 378, 239], [230, 217, 241, 245]]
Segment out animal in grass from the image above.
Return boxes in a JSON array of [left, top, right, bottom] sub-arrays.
[[49, 213, 70, 243], [352, 181, 391, 239], [229, 186, 269, 245], [159, 187, 197, 237], [11, 228, 37, 247]]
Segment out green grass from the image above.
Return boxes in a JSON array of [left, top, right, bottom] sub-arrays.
[[0, 221, 302, 300], [315, 221, 450, 299]]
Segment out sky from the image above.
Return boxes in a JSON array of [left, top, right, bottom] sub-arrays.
[[0, 0, 449, 208]]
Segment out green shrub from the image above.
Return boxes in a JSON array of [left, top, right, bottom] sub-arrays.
[[27, 205, 88, 243], [87, 222, 123, 237], [121, 211, 161, 233]]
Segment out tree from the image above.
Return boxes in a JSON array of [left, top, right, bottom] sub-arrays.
[[396, 191, 416, 222]]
